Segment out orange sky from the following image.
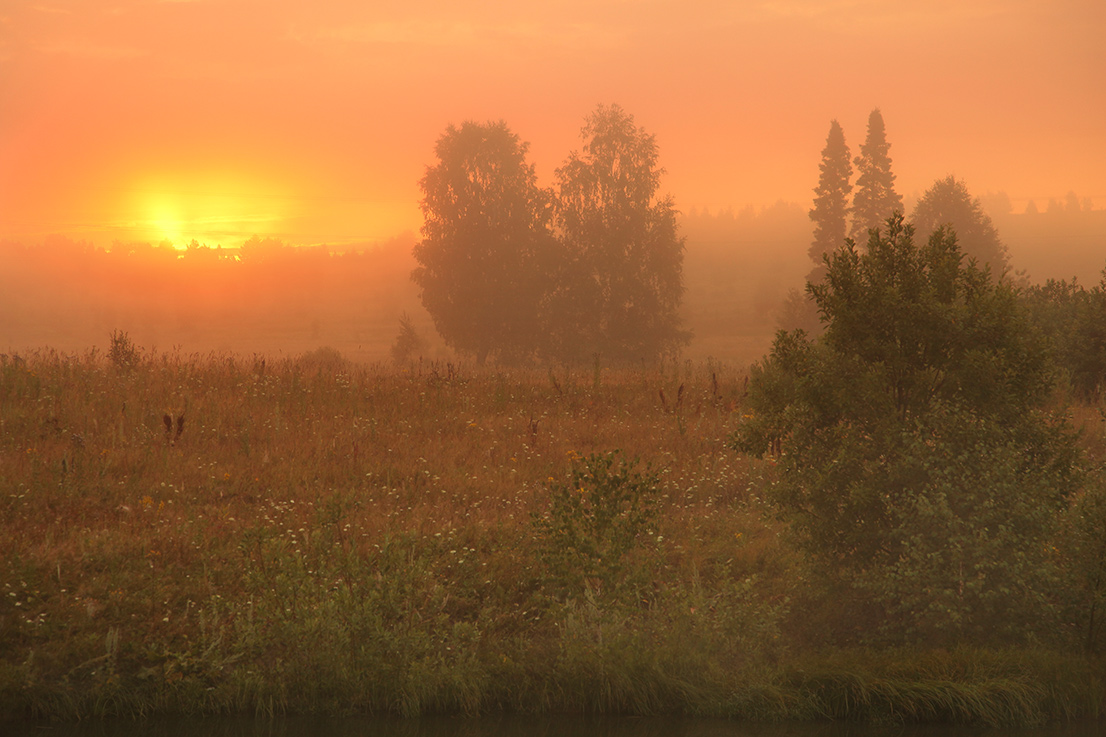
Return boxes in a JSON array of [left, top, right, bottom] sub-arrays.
[[1, 0, 1103, 249]]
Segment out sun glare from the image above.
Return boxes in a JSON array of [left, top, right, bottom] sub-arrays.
[[131, 173, 292, 249], [147, 197, 185, 247]]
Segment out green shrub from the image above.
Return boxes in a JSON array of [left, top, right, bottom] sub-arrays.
[[734, 215, 1081, 645], [533, 450, 659, 598]]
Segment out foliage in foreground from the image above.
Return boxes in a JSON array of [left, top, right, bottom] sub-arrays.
[[736, 214, 1083, 646], [0, 349, 778, 720]]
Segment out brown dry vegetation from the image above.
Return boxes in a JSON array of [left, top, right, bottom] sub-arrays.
[[1, 348, 1102, 723], [0, 348, 788, 718]]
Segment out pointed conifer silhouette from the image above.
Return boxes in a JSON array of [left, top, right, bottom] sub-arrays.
[[850, 109, 903, 241], [808, 119, 853, 283]]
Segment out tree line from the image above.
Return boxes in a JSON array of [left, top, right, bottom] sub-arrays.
[[0, 234, 422, 357], [412, 107, 1042, 366], [741, 110, 1106, 645], [797, 108, 1106, 399]]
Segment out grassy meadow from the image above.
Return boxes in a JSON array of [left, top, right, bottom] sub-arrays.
[[1, 346, 1103, 724]]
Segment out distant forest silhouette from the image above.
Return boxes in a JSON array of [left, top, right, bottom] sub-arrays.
[[2, 200, 1104, 363], [0, 235, 423, 360]]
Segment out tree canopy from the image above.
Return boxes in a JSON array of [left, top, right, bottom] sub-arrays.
[[1022, 270, 1106, 400], [549, 104, 689, 364], [912, 175, 1009, 274], [412, 108, 689, 366], [413, 121, 556, 364]]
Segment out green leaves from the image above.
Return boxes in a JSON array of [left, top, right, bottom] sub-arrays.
[[734, 213, 1079, 644], [855, 405, 1077, 644], [1023, 270, 1106, 400], [809, 215, 1046, 424], [533, 450, 660, 599]]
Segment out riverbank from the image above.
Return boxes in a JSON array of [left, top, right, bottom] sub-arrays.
[[2, 349, 1103, 724]]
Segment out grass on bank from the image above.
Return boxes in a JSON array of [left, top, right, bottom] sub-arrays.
[[0, 346, 1102, 724]]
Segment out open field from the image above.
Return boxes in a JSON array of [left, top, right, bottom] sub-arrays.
[[1, 348, 1103, 724]]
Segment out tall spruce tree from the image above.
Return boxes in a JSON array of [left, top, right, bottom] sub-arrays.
[[808, 119, 853, 284], [850, 109, 903, 241]]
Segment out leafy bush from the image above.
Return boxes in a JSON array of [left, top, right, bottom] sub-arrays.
[[734, 214, 1081, 645], [1058, 461, 1106, 652], [533, 450, 660, 598], [852, 404, 1077, 645]]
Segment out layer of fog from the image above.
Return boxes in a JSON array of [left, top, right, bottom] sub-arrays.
[[2, 199, 1104, 366]]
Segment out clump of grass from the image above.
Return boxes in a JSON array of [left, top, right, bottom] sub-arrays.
[[779, 648, 1103, 726]]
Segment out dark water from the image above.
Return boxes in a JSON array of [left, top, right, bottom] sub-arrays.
[[7, 716, 1105, 737]]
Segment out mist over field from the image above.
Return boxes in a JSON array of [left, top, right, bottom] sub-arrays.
[[3, 199, 1104, 367]]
